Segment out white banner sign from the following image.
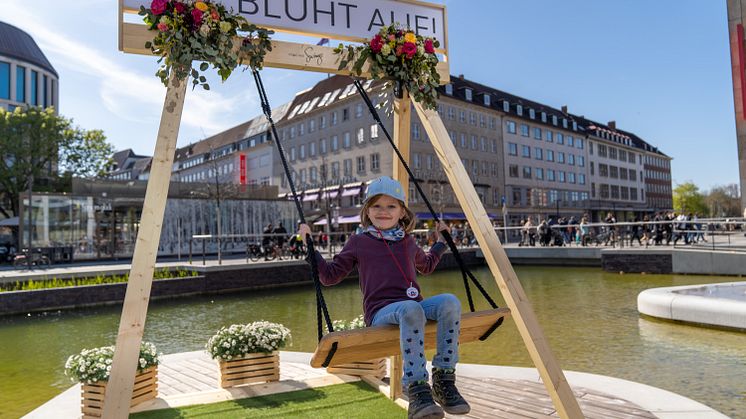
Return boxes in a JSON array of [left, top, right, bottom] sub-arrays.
[[123, 0, 447, 46]]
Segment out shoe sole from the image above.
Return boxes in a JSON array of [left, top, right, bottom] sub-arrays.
[[410, 404, 445, 419], [442, 404, 471, 415]]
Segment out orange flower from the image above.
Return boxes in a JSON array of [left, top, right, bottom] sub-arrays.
[[404, 32, 417, 44], [195, 2, 209, 11]]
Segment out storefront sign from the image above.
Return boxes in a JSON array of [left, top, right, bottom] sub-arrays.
[[122, 0, 447, 46], [239, 154, 247, 185]]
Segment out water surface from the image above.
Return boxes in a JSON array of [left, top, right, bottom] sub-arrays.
[[1, 266, 744, 418]]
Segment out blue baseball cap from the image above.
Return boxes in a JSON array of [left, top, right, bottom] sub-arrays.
[[365, 176, 406, 203]]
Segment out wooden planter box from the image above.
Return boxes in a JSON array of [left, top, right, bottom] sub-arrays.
[[218, 351, 279, 388], [81, 366, 157, 418], [327, 358, 387, 379]]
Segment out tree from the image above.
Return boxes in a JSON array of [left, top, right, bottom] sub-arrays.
[[704, 184, 741, 217], [0, 107, 114, 218], [672, 182, 708, 215]]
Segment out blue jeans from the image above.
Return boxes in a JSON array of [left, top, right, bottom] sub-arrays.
[[371, 293, 461, 387]]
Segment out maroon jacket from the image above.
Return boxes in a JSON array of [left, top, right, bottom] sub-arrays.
[[313, 233, 447, 325]]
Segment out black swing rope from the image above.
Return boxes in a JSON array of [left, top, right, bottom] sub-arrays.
[[352, 80, 504, 340], [251, 70, 338, 363]]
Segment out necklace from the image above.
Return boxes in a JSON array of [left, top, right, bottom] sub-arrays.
[[374, 227, 419, 299]]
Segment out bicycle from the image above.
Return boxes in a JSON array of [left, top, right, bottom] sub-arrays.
[[12, 248, 51, 268]]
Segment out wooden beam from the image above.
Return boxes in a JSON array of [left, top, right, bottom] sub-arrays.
[[412, 100, 584, 419], [101, 74, 188, 419], [119, 23, 451, 83], [393, 89, 412, 200]]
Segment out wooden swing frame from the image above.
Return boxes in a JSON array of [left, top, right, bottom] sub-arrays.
[[106, 1, 584, 418]]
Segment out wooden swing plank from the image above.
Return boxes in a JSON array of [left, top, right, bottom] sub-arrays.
[[310, 308, 509, 368], [412, 101, 583, 419], [119, 23, 450, 83]]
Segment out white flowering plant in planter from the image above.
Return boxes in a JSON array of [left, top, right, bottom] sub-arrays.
[[207, 321, 291, 361], [64, 342, 160, 384], [332, 314, 366, 331]]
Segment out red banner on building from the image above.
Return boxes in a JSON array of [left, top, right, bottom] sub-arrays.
[[239, 154, 246, 185]]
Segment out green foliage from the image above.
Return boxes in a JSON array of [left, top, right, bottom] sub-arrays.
[[0, 107, 113, 217], [334, 24, 441, 110], [332, 314, 365, 331], [139, 1, 273, 90], [704, 184, 741, 217], [0, 268, 198, 292], [673, 182, 708, 215]]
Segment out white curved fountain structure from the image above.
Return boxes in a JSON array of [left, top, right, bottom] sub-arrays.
[[638, 282, 746, 330]]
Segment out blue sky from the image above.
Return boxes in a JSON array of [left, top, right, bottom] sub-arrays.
[[4, 0, 738, 191]]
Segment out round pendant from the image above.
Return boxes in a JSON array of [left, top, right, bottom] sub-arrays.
[[406, 286, 419, 299]]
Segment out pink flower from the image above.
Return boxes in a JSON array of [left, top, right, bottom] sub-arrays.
[[388, 34, 396, 42], [157, 22, 169, 32], [369, 34, 384, 53], [191, 8, 203, 26], [424, 39, 435, 54], [150, 0, 169, 15], [173, 2, 185, 14], [402, 42, 417, 59]]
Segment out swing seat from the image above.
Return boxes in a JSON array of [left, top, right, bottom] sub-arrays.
[[310, 308, 510, 368]]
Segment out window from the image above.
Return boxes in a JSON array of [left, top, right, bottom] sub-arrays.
[[344, 159, 352, 177], [508, 143, 518, 156], [429, 154, 435, 170], [460, 133, 467, 148], [620, 167, 628, 180], [448, 107, 455, 120], [567, 136, 573, 147], [599, 163, 608, 177], [516, 105, 523, 116], [490, 117, 496, 130], [557, 152, 565, 164], [600, 184, 610, 199], [598, 144, 607, 157], [0, 62, 10, 100], [546, 150, 554, 162], [343, 108, 349, 121], [480, 114, 486, 127], [534, 127, 542, 140], [578, 156, 585, 167], [579, 174, 586, 185], [506, 121, 516, 134], [299, 144, 306, 159], [503, 101, 510, 112], [469, 112, 477, 125], [309, 142, 316, 157], [523, 166, 532, 179], [459, 110, 466, 123], [320, 138, 327, 154], [520, 124, 529, 137], [15, 65, 25, 102], [357, 128, 365, 144], [483, 94, 491, 106], [610, 166, 618, 179], [547, 169, 555, 181], [589, 142, 593, 154], [491, 139, 497, 153], [310, 167, 318, 182], [568, 154, 575, 165], [30, 70, 38, 105], [331, 162, 340, 179], [370, 124, 378, 139], [611, 185, 620, 199], [320, 115, 327, 129], [628, 151, 636, 164], [522, 145, 531, 158], [331, 111, 338, 125], [356, 103, 364, 118], [630, 188, 638, 200], [576, 138, 584, 149], [541, 111, 547, 122], [309, 119, 316, 132], [609, 147, 618, 160], [471, 135, 478, 150], [332, 135, 339, 151], [413, 153, 421, 169], [629, 170, 637, 181], [480, 137, 487, 151], [290, 147, 296, 161], [445, 84, 453, 95], [412, 123, 420, 140], [509, 165, 519, 178], [552, 115, 558, 125], [357, 156, 366, 173], [299, 169, 306, 184], [568, 173, 576, 184], [556, 133, 564, 145], [590, 162, 595, 175], [546, 131, 553, 142], [465, 88, 473, 101], [619, 150, 627, 161], [558, 171, 566, 183], [290, 126, 296, 139], [534, 147, 543, 160], [342, 132, 350, 148], [535, 168, 544, 180], [529, 108, 536, 119], [371, 153, 380, 171], [621, 186, 629, 200]]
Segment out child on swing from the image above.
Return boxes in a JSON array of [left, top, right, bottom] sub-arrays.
[[298, 176, 469, 419]]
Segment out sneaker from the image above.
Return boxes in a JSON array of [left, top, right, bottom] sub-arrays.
[[406, 382, 445, 419], [431, 368, 470, 415]]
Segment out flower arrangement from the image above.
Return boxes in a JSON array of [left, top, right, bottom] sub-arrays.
[[139, 0, 273, 90], [64, 342, 160, 384], [332, 314, 366, 331], [207, 321, 291, 360], [335, 24, 441, 110]]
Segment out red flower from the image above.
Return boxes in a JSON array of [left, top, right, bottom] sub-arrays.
[[173, 2, 185, 14], [191, 8, 203, 26], [211, 10, 219, 20], [150, 0, 169, 15], [424, 39, 435, 54], [369, 34, 384, 53], [402, 42, 417, 59], [396, 45, 403, 56]]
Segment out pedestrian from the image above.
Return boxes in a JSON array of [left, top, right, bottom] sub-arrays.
[[297, 176, 469, 418]]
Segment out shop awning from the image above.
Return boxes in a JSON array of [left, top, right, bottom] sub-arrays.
[[303, 194, 319, 202], [342, 188, 361, 197], [416, 212, 500, 220], [314, 214, 361, 225]]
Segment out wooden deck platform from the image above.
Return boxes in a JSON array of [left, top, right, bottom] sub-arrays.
[[141, 351, 657, 418]]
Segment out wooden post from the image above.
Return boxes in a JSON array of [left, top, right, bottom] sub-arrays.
[[389, 355, 403, 400], [393, 87, 412, 201], [101, 74, 188, 419], [412, 101, 584, 419]]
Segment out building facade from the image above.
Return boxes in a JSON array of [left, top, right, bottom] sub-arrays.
[[0, 22, 59, 112]]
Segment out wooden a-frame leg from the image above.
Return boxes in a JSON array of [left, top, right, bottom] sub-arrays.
[[412, 100, 584, 419], [389, 355, 403, 400], [102, 75, 188, 419], [393, 89, 412, 200]]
